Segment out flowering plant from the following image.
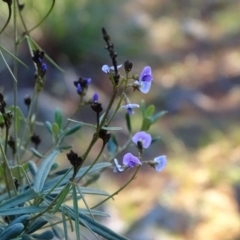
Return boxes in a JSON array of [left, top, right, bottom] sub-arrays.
[[0, 1, 167, 239]]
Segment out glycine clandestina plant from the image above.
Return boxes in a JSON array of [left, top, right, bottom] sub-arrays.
[[0, 1, 167, 239]]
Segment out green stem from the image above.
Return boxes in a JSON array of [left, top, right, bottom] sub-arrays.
[[74, 142, 105, 182], [92, 166, 140, 209], [0, 142, 17, 198], [16, 0, 28, 34], [0, 2, 12, 35], [28, 0, 55, 33]]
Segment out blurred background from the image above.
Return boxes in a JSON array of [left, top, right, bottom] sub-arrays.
[[1, 0, 240, 239]]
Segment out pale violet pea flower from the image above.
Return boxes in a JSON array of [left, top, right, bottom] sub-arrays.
[[132, 131, 152, 149], [134, 66, 153, 94], [153, 155, 167, 172], [123, 153, 142, 168], [102, 64, 122, 74], [113, 158, 124, 172], [121, 103, 139, 115]]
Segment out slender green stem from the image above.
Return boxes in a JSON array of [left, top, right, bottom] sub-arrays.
[[16, 0, 28, 34], [74, 142, 105, 182], [81, 87, 118, 162], [13, 0, 21, 176], [92, 166, 140, 209], [28, 0, 55, 33], [106, 93, 124, 125], [0, 142, 17, 197], [0, 2, 12, 35]]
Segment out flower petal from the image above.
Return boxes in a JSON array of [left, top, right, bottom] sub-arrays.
[[132, 131, 152, 149], [113, 158, 124, 172], [102, 65, 110, 73], [123, 153, 142, 168], [139, 81, 152, 94], [141, 74, 153, 82], [154, 155, 167, 172], [140, 66, 152, 81]]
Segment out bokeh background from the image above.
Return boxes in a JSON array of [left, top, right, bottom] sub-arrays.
[[1, 0, 240, 239]]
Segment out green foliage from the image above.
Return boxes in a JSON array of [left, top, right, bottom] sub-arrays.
[[0, 1, 166, 239]]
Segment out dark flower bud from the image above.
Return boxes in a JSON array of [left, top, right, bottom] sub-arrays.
[[7, 136, 16, 155], [66, 150, 83, 168], [31, 134, 41, 149], [18, 3, 24, 11], [3, 0, 12, 6], [137, 141, 143, 154], [102, 28, 110, 42], [91, 102, 103, 113], [74, 77, 91, 96], [14, 178, 20, 190], [24, 95, 31, 107], [5, 111, 12, 128], [124, 60, 133, 72], [113, 74, 120, 85], [0, 93, 6, 114], [32, 50, 44, 65], [99, 129, 111, 144]]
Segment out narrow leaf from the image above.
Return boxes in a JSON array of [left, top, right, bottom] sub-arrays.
[[73, 210, 129, 240], [28, 160, 38, 177], [0, 50, 17, 82], [8, 105, 25, 131], [61, 123, 82, 137], [79, 187, 110, 197], [72, 186, 81, 240], [141, 118, 152, 131], [125, 113, 132, 133], [45, 121, 53, 135], [0, 44, 28, 68], [54, 108, 62, 129], [33, 150, 60, 193], [140, 100, 146, 118], [151, 110, 167, 124], [52, 184, 71, 213], [31, 148, 43, 158], [0, 189, 37, 210], [52, 122, 59, 136], [61, 206, 69, 240], [145, 104, 155, 118], [107, 135, 118, 155], [99, 112, 105, 123], [102, 126, 122, 131], [0, 206, 47, 215], [43, 163, 112, 192], [29, 37, 65, 73]]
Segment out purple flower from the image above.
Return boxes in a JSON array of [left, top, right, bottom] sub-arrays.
[[40, 63, 47, 77], [121, 103, 139, 115], [74, 77, 92, 95], [76, 83, 82, 94], [132, 131, 152, 149], [135, 66, 153, 94], [102, 64, 122, 74], [123, 153, 142, 168], [113, 158, 124, 172], [153, 155, 167, 172], [93, 93, 99, 102]]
